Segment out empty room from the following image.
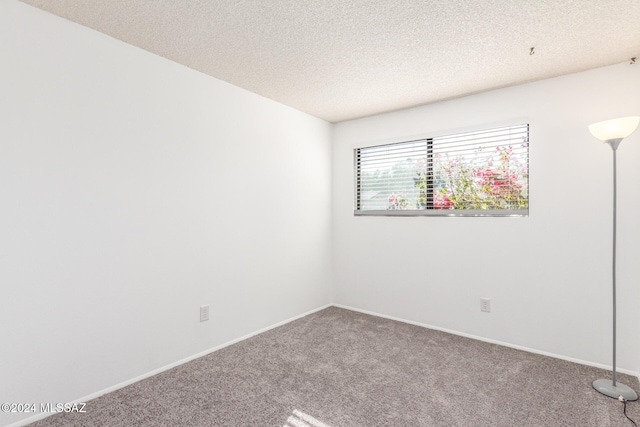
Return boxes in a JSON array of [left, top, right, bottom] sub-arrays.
[[2, 1, 640, 426]]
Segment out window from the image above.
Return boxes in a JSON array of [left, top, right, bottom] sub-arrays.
[[354, 124, 529, 216]]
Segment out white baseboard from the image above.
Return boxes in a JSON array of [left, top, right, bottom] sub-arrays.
[[7, 303, 332, 427], [332, 303, 640, 378]]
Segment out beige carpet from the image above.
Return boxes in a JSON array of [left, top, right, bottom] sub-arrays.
[[30, 307, 639, 426]]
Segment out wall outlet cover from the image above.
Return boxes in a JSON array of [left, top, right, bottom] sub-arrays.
[[200, 305, 210, 322]]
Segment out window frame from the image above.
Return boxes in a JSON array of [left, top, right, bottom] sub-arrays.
[[353, 124, 529, 217]]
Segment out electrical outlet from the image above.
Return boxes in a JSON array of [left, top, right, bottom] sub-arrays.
[[200, 305, 210, 322], [480, 298, 491, 313]]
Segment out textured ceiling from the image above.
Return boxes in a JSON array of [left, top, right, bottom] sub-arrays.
[[17, 0, 640, 123]]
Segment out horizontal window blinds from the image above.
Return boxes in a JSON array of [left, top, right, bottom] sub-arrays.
[[354, 124, 529, 216]]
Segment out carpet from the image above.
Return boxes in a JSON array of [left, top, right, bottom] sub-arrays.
[[30, 306, 639, 426]]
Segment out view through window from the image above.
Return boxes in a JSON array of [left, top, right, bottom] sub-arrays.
[[354, 124, 529, 216]]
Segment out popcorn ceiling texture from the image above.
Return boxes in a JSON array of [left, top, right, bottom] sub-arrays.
[[18, 0, 640, 122]]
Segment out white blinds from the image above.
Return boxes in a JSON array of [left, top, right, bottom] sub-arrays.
[[354, 124, 529, 215]]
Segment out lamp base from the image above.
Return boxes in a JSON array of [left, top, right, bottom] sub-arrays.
[[593, 379, 638, 401]]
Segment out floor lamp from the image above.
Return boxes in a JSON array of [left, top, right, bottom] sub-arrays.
[[589, 116, 640, 401]]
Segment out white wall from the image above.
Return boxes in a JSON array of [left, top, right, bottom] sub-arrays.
[[332, 63, 640, 372], [0, 2, 331, 425]]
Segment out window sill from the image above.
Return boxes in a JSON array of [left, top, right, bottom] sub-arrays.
[[354, 209, 528, 217]]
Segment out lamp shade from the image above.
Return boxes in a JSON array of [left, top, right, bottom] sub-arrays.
[[589, 116, 640, 141]]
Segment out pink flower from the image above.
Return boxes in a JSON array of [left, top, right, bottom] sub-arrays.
[[434, 192, 453, 209]]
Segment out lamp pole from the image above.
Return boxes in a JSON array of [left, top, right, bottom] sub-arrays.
[[608, 139, 620, 388]]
